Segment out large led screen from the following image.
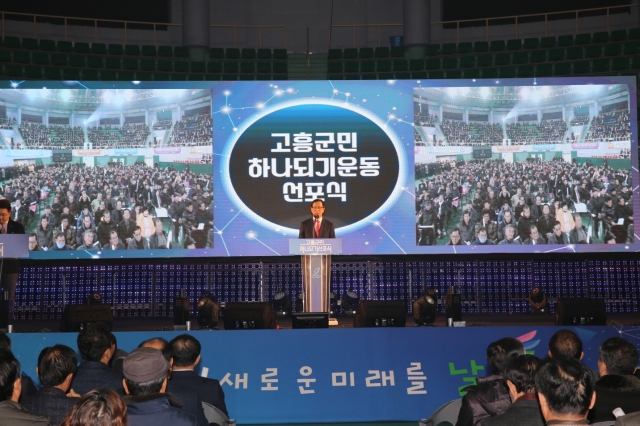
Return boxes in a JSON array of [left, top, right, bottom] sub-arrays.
[[1, 77, 636, 259]]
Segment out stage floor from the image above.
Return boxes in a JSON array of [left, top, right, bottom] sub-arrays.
[[10, 312, 640, 332]]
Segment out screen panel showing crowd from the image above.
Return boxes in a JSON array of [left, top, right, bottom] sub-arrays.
[[0, 88, 213, 255], [413, 84, 633, 246]]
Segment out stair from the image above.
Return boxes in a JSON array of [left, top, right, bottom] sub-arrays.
[[288, 53, 328, 80]]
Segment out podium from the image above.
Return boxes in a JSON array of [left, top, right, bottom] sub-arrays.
[[0, 234, 29, 331], [289, 239, 342, 314]]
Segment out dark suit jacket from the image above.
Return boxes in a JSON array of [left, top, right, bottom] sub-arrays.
[[481, 397, 545, 426], [0, 400, 52, 426], [2, 219, 25, 273], [589, 374, 640, 423], [167, 382, 208, 426], [298, 217, 336, 239], [22, 386, 78, 426], [169, 370, 228, 417], [70, 361, 124, 396]]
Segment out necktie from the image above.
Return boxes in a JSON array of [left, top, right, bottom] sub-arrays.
[[315, 220, 320, 237], [2, 223, 5, 234]]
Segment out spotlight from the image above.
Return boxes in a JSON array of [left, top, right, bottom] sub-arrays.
[[413, 288, 437, 326], [528, 287, 546, 313], [296, 292, 305, 312], [271, 290, 291, 317], [329, 291, 338, 316], [342, 291, 359, 316], [88, 292, 102, 305], [197, 292, 219, 328]]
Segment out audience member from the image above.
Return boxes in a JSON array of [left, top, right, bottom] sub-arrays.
[[59, 388, 127, 426]]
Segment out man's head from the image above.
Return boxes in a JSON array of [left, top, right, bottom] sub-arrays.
[[154, 219, 163, 234], [102, 210, 111, 223], [55, 233, 66, 248], [133, 226, 142, 242], [139, 337, 172, 362], [529, 225, 539, 240], [37, 344, 78, 389], [122, 347, 169, 396], [573, 214, 583, 229], [476, 227, 488, 243], [83, 230, 95, 247], [309, 199, 326, 219], [77, 322, 113, 363], [504, 224, 515, 241], [598, 337, 638, 376], [549, 329, 583, 360], [523, 206, 531, 218], [109, 231, 119, 246], [449, 228, 461, 244], [122, 209, 130, 220], [0, 350, 21, 403], [169, 334, 201, 368], [504, 354, 540, 402], [552, 221, 562, 237], [83, 216, 92, 228], [535, 356, 595, 421], [28, 233, 38, 251], [481, 209, 492, 224], [0, 199, 11, 224], [486, 337, 525, 375]]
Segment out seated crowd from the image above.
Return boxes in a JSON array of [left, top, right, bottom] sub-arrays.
[[87, 123, 151, 149], [455, 330, 640, 426], [0, 325, 227, 426], [19, 123, 84, 150], [0, 162, 213, 250], [506, 119, 568, 145], [585, 109, 631, 142], [440, 119, 503, 146], [415, 158, 633, 245], [169, 114, 213, 147]]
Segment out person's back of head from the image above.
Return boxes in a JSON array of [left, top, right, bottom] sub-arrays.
[[77, 322, 112, 362], [37, 344, 78, 387], [138, 337, 172, 362], [535, 356, 595, 420], [60, 388, 127, 426], [0, 350, 20, 402], [169, 334, 201, 368], [599, 337, 639, 376], [504, 354, 540, 403], [122, 347, 170, 397], [486, 337, 525, 375], [549, 329, 583, 360], [0, 332, 10, 352]]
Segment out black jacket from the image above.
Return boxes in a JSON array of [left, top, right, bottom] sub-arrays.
[[22, 386, 78, 426], [589, 374, 640, 423], [169, 370, 228, 417], [124, 393, 196, 426], [455, 375, 511, 426], [70, 361, 124, 396]]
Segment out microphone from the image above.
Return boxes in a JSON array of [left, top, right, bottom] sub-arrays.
[[313, 214, 319, 220]]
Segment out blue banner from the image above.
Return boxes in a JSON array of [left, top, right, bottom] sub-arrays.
[[7, 325, 639, 424]]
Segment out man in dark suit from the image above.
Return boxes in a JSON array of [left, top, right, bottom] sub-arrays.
[[0, 198, 25, 301], [298, 199, 336, 239], [168, 334, 228, 417], [22, 345, 80, 426]]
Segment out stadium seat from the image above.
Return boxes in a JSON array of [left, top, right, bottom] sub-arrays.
[[393, 59, 408, 71], [536, 63, 552, 77], [360, 60, 375, 73], [573, 60, 590, 74], [529, 50, 546, 63], [83, 69, 99, 80], [411, 71, 427, 79], [591, 58, 610, 73], [494, 53, 510, 66], [523, 38, 539, 50], [425, 58, 441, 70], [57, 41, 73, 53], [74, 42, 90, 54], [328, 62, 343, 73], [174, 61, 189, 73], [459, 56, 475, 68], [3, 36, 20, 49], [39, 39, 56, 52], [14, 51, 31, 64], [256, 74, 271, 81], [240, 62, 255, 74], [158, 46, 173, 57], [210, 48, 224, 59], [476, 54, 493, 67], [409, 59, 425, 71], [174, 47, 188, 58], [343, 73, 359, 80], [612, 57, 630, 71], [241, 48, 256, 60], [125, 45, 141, 56], [395, 71, 410, 79], [32, 52, 49, 66], [540, 36, 556, 49], [51, 53, 67, 67], [629, 28, 640, 40], [24, 65, 42, 79], [105, 57, 121, 70], [207, 61, 222, 73], [123, 58, 139, 71], [425, 44, 440, 56], [463, 68, 480, 79], [224, 62, 239, 73], [474, 41, 489, 53], [428, 70, 444, 79], [343, 48, 358, 60], [557, 35, 574, 47], [91, 43, 107, 55], [506, 39, 522, 51], [548, 49, 565, 62], [108, 44, 124, 55], [205, 74, 221, 81], [222, 74, 238, 81], [226, 48, 241, 59], [566, 47, 583, 60], [592, 31, 609, 44], [141, 45, 157, 56], [328, 49, 342, 60], [100, 70, 117, 80], [140, 59, 155, 72], [4, 64, 23, 78], [517, 65, 534, 78], [170, 73, 187, 81], [632, 56, 640, 69], [188, 73, 204, 81], [44, 67, 62, 80], [359, 47, 374, 59], [70, 54, 88, 67], [390, 47, 404, 58], [190, 61, 206, 73], [554, 62, 571, 76], [624, 41, 640, 55], [0, 51, 9, 62], [441, 43, 456, 55], [256, 62, 271, 74], [62, 68, 81, 80], [257, 48, 272, 60], [374, 47, 390, 58], [445, 69, 462, 79], [442, 57, 457, 69], [376, 60, 391, 72], [499, 66, 516, 78], [585, 45, 602, 59], [490, 40, 505, 52], [511, 51, 528, 65], [136, 71, 153, 81], [604, 44, 622, 57], [87, 56, 104, 68], [22, 38, 38, 50], [273, 49, 287, 60], [153, 72, 170, 80], [157, 60, 173, 72], [574, 33, 591, 45], [457, 42, 472, 54], [611, 30, 627, 42], [118, 71, 135, 81]]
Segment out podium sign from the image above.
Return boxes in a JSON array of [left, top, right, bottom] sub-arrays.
[[290, 239, 342, 313], [0, 235, 29, 258]]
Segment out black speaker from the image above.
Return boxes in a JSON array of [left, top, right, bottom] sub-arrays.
[[0, 300, 12, 330], [556, 298, 606, 326], [353, 301, 406, 327], [223, 302, 277, 330], [173, 296, 190, 325], [445, 293, 462, 321], [60, 305, 113, 332], [292, 312, 329, 329]]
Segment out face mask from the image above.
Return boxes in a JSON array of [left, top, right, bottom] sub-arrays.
[[56, 242, 65, 249], [478, 236, 487, 243]]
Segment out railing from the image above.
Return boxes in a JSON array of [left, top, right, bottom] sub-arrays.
[[0, 11, 287, 49], [329, 4, 638, 48]]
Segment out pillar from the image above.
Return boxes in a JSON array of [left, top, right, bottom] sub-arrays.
[[182, 0, 210, 62], [403, 0, 431, 59]]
